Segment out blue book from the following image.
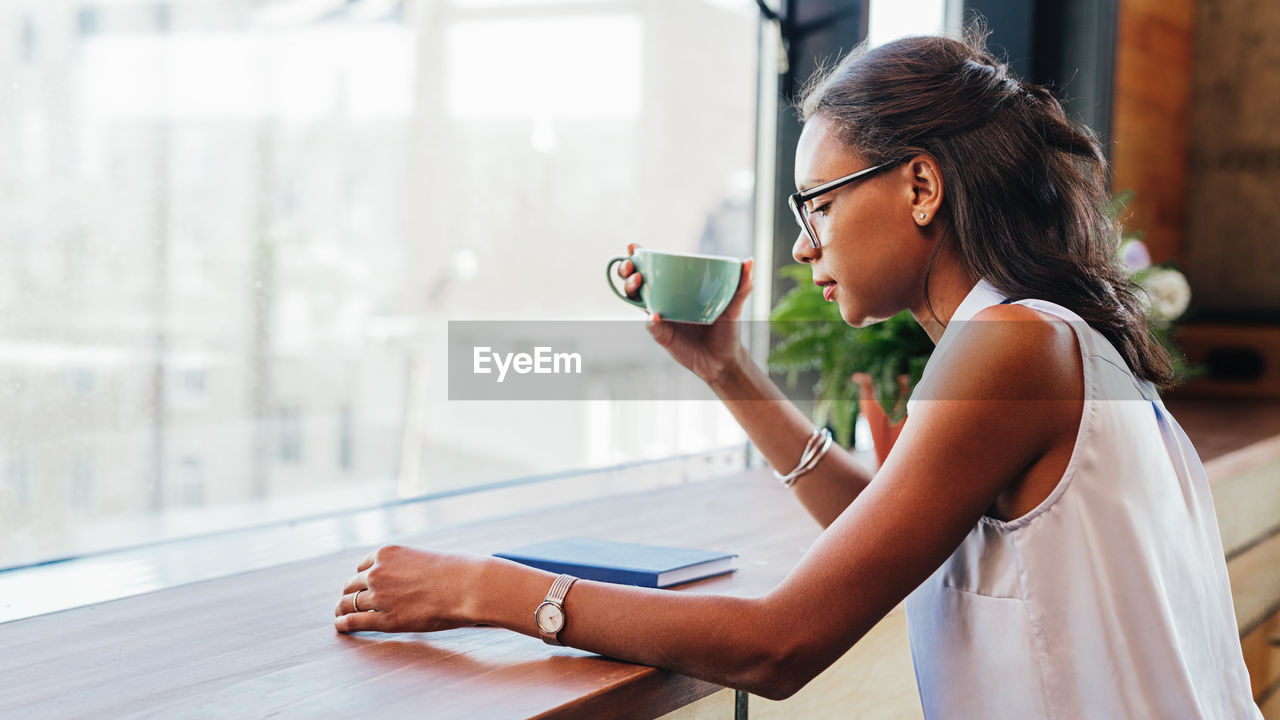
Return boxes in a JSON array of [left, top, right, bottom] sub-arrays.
[[494, 537, 738, 588]]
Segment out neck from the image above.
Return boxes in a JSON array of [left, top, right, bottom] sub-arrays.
[[910, 255, 978, 345]]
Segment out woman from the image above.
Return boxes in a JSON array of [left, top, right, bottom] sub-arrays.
[[335, 31, 1260, 717]]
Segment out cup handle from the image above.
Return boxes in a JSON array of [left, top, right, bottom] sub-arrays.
[[606, 255, 648, 311]]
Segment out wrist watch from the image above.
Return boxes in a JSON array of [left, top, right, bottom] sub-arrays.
[[535, 574, 578, 646]]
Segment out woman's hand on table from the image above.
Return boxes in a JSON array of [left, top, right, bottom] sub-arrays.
[[616, 243, 755, 386], [335, 545, 486, 634]]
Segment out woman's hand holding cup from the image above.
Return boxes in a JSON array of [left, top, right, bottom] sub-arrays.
[[612, 243, 754, 386]]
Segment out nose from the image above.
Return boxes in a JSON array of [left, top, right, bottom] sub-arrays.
[[792, 230, 819, 264]]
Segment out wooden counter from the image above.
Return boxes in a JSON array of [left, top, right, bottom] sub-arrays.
[[0, 469, 828, 720]]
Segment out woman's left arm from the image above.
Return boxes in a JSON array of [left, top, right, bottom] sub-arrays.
[[335, 306, 1082, 702]]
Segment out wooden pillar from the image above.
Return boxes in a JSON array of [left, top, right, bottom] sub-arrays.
[[1109, 0, 1195, 265]]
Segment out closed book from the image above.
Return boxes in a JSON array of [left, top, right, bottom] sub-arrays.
[[494, 537, 738, 588]]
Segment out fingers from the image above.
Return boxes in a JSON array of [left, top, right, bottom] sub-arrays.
[[623, 270, 642, 298], [723, 257, 754, 317], [335, 605, 388, 634], [335, 547, 396, 633], [341, 570, 370, 595], [616, 252, 643, 300], [334, 589, 379, 616], [647, 313, 673, 347], [616, 244, 641, 280], [740, 257, 755, 297]]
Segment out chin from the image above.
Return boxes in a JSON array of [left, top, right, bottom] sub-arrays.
[[839, 302, 887, 329], [836, 303, 865, 328]]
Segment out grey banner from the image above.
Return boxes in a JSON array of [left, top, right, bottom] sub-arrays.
[[447, 319, 1166, 403]]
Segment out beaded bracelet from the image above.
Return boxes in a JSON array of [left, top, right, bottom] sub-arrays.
[[772, 427, 833, 488]]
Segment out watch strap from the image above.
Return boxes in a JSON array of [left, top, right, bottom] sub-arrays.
[[538, 574, 578, 645]]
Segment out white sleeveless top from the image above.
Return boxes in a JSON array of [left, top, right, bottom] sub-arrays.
[[902, 279, 1260, 719]]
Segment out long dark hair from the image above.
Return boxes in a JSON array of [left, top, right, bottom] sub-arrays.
[[798, 26, 1177, 388]]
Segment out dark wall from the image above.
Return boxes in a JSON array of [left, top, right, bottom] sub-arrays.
[[767, 0, 869, 307], [967, 0, 1118, 156]]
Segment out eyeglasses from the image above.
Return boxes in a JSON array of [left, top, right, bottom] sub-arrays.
[[788, 159, 902, 249]]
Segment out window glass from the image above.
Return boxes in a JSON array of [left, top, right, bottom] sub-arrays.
[[867, 0, 951, 47], [0, 0, 759, 570]]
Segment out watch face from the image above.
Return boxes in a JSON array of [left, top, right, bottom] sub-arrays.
[[535, 601, 564, 634]]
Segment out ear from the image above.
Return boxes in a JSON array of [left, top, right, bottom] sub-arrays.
[[907, 154, 944, 227]]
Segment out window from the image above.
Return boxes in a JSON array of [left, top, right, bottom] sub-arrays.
[[338, 406, 355, 472], [276, 406, 303, 464], [0, 0, 759, 573], [172, 368, 206, 408], [73, 369, 96, 395], [78, 7, 100, 38], [70, 449, 94, 511], [20, 13, 37, 63], [867, 0, 955, 47], [175, 456, 203, 507], [8, 453, 31, 510]]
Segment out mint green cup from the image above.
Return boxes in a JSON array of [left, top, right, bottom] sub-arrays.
[[606, 249, 743, 324]]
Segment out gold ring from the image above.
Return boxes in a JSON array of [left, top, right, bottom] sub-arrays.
[[353, 589, 364, 612]]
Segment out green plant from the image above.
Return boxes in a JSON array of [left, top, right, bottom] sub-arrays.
[[768, 264, 932, 447]]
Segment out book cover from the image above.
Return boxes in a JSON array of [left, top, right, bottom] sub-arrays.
[[493, 537, 738, 588]]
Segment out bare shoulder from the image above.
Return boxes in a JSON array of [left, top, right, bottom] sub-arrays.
[[902, 301, 1085, 469], [931, 302, 1084, 403]]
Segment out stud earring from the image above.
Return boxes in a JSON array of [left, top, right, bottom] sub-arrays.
[[919, 212, 927, 220]]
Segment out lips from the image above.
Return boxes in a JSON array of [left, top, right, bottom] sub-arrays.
[[816, 280, 837, 301]]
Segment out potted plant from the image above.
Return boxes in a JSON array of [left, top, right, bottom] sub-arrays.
[[768, 263, 932, 462]]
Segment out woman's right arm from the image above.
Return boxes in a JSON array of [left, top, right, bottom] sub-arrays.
[[618, 246, 872, 527]]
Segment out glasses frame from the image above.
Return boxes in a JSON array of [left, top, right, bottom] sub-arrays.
[[788, 158, 903, 249]]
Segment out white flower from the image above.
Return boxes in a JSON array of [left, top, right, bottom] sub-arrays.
[[1140, 268, 1192, 322]]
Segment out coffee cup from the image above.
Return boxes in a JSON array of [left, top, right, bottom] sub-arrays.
[[606, 248, 742, 324]]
